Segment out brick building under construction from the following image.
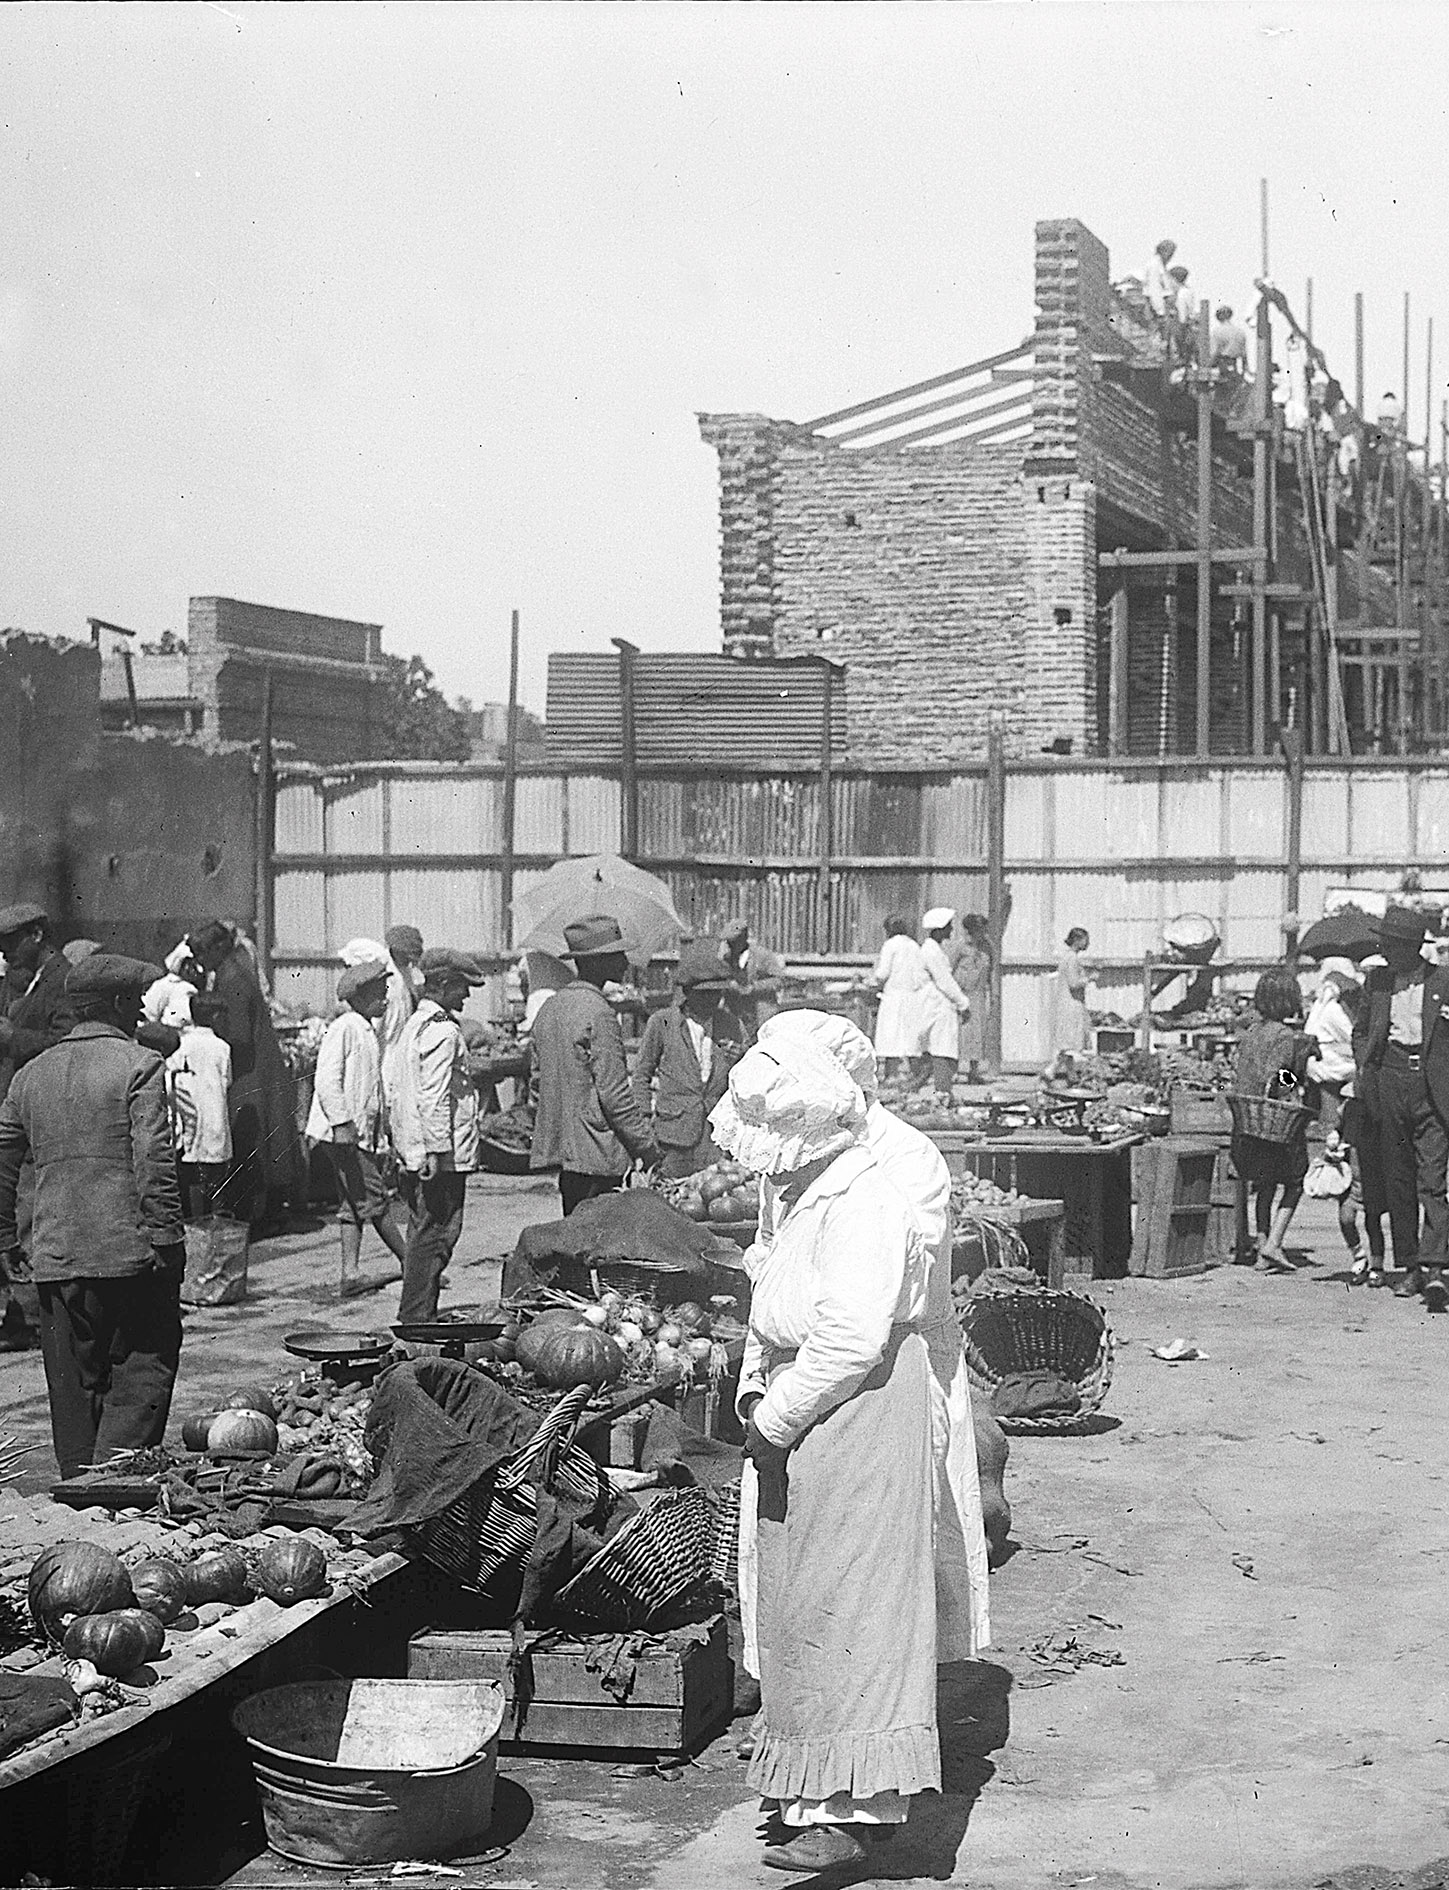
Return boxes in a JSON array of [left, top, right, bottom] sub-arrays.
[[700, 216, 1446, 765]]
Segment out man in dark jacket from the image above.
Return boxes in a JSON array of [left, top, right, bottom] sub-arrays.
[[0, 904, 74, 1102], [529, 915, 661, 1215], [0, 954, 186, 1477], [1353, 905, 1449, 1309], [632, 941, 743, 1178]]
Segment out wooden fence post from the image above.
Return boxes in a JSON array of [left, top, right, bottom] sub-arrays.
[[254, 668, 275, 989], [986, 715, 1006, 1072], [613, 638, 639, 860], [501, 609, 520, 946], [1282, 725, 1305, 952], [818, 662, 834, 950]]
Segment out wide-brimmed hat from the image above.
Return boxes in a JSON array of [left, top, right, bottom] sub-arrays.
[[709, 1037, 866, 1177], [1374, 905, 1428, 949], [676, 940, 734, 990], [562, 915, 627, 960], [759, 1009, 878, 1104]]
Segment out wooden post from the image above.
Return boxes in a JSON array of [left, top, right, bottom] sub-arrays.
[[1397, 293, 1411, 752], [1109, 586, 1129, 755], [818, 662, 834, 948], [1140, 952, 1154, 1054], [501, 609, 521, 948], [1355, 292, 1365, 421], [1195, 300, 1214, 756], [1282, 725, 1305, 952], [1252, 290, 1271, 755], [254, 668, 275, 990], [612, 637, 639, 860], [985, 714, 1006, 1073], [1326, 453, 1346, 754]]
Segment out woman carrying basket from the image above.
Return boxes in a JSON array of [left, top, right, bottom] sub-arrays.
[[712, 1036, 941, 1874], [1231, 966, 1314, 1273]]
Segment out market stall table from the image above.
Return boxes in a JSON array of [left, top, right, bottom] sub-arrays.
[[928, 1129, 1145, 1279], [952, 1195, 1068, 1287]]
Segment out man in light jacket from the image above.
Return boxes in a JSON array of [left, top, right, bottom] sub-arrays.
[[387, 948, 484, 1322], [307, 961, 408, 1295], [0, 953, 186, 1478], [530, 915, 661, 1214]]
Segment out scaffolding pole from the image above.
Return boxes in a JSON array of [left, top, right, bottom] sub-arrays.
[[1195, 300, 1213, 756]]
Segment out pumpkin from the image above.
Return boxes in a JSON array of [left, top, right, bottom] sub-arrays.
[[62, 1608, 163, 1676], [28, 1542, 134, 1644], [181, 1411, 217, 1451], [185, 1547, 251, 1605], [515, 1309, 593, 1376], [252, 1537, 328, 1606], [207, 1408, 279, 1456], [128, 1558, 189, 1624], [671, 1301, 706, 1332], [223, 1385, 278, 1422], [528, 1324, 625, 1393], [707, 1197, 737, 1223]]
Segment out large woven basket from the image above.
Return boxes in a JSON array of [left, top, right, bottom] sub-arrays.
[[1227, 1092, 1313, 1146], [553, 1484, 718, 1630], [410, 1383, 610, 1593], [959, 1287, 1114, 1435]]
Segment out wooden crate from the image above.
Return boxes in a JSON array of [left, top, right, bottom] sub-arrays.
[[1130, 1137, 1226, 1277], [407, 1617, 732, 1760], [1169, 1087, 1232, 1136]]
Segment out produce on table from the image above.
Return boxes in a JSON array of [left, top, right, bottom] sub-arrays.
[[62, 1607, 164, 1676], [656, 1161, 761, 1225], [128, 1558, 189, 1624], [185, 1547, 251, 1606], [951, 1175, 1020, 1215], [271, 1374, 374, 1486], [207, 1408, 280, 1457], [251, 1537, 328, 1606], [28, 1542, 135, 1644], [486, 1291, 732, 1408], [524, 1323, 626, 1392]]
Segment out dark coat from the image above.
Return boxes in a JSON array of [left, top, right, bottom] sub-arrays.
[[529, 982, 658, 1176], [0, 950, 75, 1102], [631, 1002, 741, 1151], [0, 1023, 184, 1279], [1353, 962, 1449, 1122]]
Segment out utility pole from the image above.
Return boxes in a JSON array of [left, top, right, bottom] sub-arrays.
[[501, 609, 521, 948], [1195, 299, 1214, 756]]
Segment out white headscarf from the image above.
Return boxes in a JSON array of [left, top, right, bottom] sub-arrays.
[[710, 1037, 867, 1177], [758, 1009, 878, 1104], [164, 939, 195, 975], [339, 937, 390, 969]]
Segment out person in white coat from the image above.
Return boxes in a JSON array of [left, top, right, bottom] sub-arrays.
[[757, 1009, 989, 1665], [920, 908, 972, 1096], [869, 914, 930, 1082]]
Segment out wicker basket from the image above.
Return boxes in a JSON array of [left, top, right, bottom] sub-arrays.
[[553, 1484, 719, 1630], [959, 1287, 1114, 1435], [1226, 1092, 1313, 1145], [410, 1383, 610, 1593], [708, 1478, 742, 1588]]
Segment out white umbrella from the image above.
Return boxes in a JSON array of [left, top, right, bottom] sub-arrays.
[[512, 855, 683, 968]]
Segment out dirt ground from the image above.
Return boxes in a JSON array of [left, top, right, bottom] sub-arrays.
[[6, 1178, 1449, 1888]]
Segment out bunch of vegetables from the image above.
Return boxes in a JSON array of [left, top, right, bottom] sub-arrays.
[[951, 1174, 1020, 1215], [176, 1378, 373, 1489], [659, 1162, 760, 1225], [481, 1294, 723, 1399]]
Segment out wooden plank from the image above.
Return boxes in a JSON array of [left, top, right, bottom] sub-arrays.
[[802, 342, 1031, 430], [1098, 547, 1268, 569]]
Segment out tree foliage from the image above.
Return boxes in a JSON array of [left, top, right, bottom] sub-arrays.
[[374, 652, 471, 762]]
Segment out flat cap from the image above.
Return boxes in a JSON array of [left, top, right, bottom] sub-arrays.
[[385, 923, 424, 958], [676, 940, 734, 990], [922, 906, 956, 932], [65, 953, 164, 1000], [419, 947, 486, 984], [0, 902, 48, 938], [337, 961, 391, 1003]]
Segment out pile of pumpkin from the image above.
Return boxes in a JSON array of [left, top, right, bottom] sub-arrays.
[[659, 1162, 761, 1226], [26, 1534, 331, 1684], [175, 1379, 371, 1495], [481, 1295, 722, 1400]]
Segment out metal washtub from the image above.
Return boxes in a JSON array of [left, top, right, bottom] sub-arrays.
[[232, 1678, 505, 1867]]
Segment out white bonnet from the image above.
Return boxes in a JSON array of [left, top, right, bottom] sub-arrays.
[[758, 1008, 878, 1104], [710, 1037, 867, 1177], [339, 937, 390, 969]]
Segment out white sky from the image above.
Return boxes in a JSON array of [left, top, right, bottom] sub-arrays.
[[4, 1, 1447, 713]]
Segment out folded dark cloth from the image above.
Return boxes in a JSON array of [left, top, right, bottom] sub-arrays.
[[991, 1370, 1081, 1420], [0, 1672, 78, 1759], [506, 1190, 739, 1304]]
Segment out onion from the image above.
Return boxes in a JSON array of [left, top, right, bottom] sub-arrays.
[[617, 1320, 644, 1346], [599, 1290, 623, 1315], [657, 1321, 684, 1347], [637, 1307, 661, 1335], [580, 1304, 610, 1328], [654, 1340, 681, 1368], [685, 1336, 713, 1363]]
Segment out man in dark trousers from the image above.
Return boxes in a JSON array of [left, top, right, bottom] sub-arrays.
[[529, 915, 660, 1215], [632, 940, 743, 1177], [0, 954, 186, 1477], [1353, 905, 1449, 1310]]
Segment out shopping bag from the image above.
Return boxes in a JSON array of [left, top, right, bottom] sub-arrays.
[[181, 1215, 250, 1306]]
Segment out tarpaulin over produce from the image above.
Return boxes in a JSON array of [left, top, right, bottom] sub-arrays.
[[506, 1190, 742, 1301]]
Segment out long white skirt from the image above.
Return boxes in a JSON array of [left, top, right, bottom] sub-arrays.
[[875, 986, 929, 1059]]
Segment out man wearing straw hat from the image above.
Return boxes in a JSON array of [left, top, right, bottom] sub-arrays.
[[530, 916, 660, 1215], [1353, 905, 1449, 1309]]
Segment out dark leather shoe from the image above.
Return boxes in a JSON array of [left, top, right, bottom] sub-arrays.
[[1425, 1271, 1449, 1313], [1393, 1269, 1424, 1298], [762, 1827, 868, 1872]]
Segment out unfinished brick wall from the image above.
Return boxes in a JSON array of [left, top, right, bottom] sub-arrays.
[[188, 597, 383, 762]]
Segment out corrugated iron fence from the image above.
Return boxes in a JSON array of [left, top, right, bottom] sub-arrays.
[[271, 756, 1445, 1063]]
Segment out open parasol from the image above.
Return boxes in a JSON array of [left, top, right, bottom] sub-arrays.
[[512, 854, 683, 968], [1296, 908, 1380, 962]]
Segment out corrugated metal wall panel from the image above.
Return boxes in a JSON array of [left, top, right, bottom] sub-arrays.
[[1347, 772, 1410, 856], [1301, 774, 1348, 858], [389, 866, 501, 955], [514, 777, 564, 854], [921, 777, 987, 858], [275, 781, 324, 855], [638, 780, 685, 858], [1224, 771, 1285, 860], [273, 869, 326, 953], [323, 780, 384, 854], [274, 964, 332, 1016], [389, 776, 499, 855], [1158, 775, 1220, 863], [324, 869, 387, 953]]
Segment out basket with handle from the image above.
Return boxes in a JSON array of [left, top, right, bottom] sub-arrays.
[[411, 1383, 609, 1593], [1226, 1092, 1313, 1146], [958, 1286, 1114, 1436], [552, 1484, 719, 1630]]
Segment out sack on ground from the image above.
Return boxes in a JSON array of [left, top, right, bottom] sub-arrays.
[[181, 1215, 249, 1306], [1303, 1152, 1353, 1200], [991, 1369, 1081, 1420]]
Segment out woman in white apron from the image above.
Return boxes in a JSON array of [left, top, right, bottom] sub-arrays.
[[920, 909, 973, 1097], [870, 915, 931, 1081]]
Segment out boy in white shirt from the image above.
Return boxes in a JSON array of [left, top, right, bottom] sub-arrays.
[[166, 993, 234, 1219], [306, 962, 408, 1294]]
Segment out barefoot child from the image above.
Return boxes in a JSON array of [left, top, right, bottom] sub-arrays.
[[1232, 966, 1314, 1272]]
